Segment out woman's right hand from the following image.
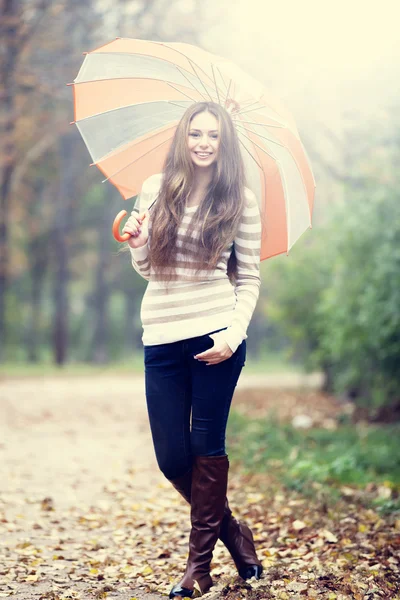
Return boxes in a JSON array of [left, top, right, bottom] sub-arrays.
[[122, 210, 150, 249]]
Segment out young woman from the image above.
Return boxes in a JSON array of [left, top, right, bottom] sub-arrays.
[[122, 102, 263, 598]]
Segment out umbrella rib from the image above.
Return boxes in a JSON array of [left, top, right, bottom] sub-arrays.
[[186, 58, 215, 102], [215, 66, 229, 95], [158, 41, 227, 103], [235, 122, 287, 148], [245, 95, 294, 127], [215, 67, 235, 109], [237, 136, 263, 172], [175, 65, 209, 101], [239, 116, 311, 235], [225, 78, 233, 104], [88, 46, 216, 93], [167, 101, 192, 109], [237, 120, 286, 128], [75, 98, 189, 123], [239, 113, 310, 197], [236, 99, 266, 115], [236, 104, 270, 116], [236, 128, 277, 161], [98, 131, 176, 182], [101, 137, 172, 183], [159, 42, 217, 88], [237, 107, 287, 126], [166, 81, 199, 103], [72, 75, 213, 109], [211, 64, 221, 105]]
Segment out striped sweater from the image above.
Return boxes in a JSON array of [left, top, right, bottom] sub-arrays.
[[129, 173, 261, 353]]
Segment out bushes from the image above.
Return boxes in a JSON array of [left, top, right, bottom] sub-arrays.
[[317, 187, 400, 409], [264, 183, 400, 414], [227, 410, 400, 511]]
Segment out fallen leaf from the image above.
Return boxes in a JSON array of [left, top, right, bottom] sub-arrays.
[[292, 519, 306, 531]]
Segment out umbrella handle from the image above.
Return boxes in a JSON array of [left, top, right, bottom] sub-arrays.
[[112, 210, 131, 242]]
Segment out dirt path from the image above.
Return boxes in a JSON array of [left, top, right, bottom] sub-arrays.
[[1, 374, 297, 600], [1, 374, 398, 600], [0, 376, 164, 599]]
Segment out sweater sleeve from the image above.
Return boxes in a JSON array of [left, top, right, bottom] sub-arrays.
[[129, 185, 152, 281], [222, 190, 262, 353]]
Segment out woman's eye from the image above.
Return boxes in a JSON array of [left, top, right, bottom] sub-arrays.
[[189, 133, 218, 139]]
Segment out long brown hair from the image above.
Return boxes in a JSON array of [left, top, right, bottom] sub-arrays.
[[149, 102, 246, 284]]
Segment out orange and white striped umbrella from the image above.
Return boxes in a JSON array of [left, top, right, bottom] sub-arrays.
[[70, 37, 316, 260]]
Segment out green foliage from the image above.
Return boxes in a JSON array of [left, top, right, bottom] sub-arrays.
[[227, 410, 400, 511], [264, 182, 400, 412], [261, 230, 333, 370], [316, 186, 400, 407]]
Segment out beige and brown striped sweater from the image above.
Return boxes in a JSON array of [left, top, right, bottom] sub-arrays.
[[130, 173, 261, 353]]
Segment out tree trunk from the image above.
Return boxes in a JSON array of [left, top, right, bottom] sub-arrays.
[[90, 203, 114, 364], [26, 233, 49, 362], [0, 0, 19, 360], [52, 133, 77, 365]]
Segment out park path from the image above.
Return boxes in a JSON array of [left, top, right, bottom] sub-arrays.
[[0, 372, 322, 508], [0, 372, 320, 600], [3, 373, 397, 600]]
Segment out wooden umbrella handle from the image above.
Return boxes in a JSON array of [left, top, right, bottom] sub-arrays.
[[112, 210, 131, 242]]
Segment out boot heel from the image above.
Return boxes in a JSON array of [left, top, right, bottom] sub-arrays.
[[169, 573, 212, 598], [238, 564, 263, 581], [169, 584, 201, 598]]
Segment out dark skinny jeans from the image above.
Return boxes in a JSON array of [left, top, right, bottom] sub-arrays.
[[144, 328, 246, 480]]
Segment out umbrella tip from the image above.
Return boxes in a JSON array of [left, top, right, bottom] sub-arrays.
[[69, 121, 75, 125], [66, 83, 73, 86], [82, 51, 88, 55], [115, 36, 121, 39], [89, 162, 94, 166]]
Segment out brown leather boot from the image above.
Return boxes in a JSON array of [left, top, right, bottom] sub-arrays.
[[170, 465, 263, 581], [169, 455, 229, 598]]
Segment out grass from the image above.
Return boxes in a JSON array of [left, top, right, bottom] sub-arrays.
[[0, 351, 301, 378], [227, 410, 400, 513], [0, 356, 146, 377]]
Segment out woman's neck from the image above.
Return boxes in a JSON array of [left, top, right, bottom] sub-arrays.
[[187, 167, 214, 207], [192, 166, 213, 192]]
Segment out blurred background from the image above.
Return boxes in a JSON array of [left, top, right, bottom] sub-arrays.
[[1, 0, 399, 420]]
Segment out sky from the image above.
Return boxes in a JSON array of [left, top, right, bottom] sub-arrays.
[[204, 0, 399, 122]]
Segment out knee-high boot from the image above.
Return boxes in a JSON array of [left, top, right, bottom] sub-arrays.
[[169, 455, 229, 598], [169, 463, 263, 581]]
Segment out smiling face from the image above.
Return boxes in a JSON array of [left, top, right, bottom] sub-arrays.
[[187, 111, 220, 169]]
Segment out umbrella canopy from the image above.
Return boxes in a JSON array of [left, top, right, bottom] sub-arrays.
[[70, 37, 316, 259]]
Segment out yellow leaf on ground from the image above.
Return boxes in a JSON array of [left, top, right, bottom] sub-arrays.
[[292, 519, 306, 531], [120, 565, 133, 573], [320, 529, 338, 543]]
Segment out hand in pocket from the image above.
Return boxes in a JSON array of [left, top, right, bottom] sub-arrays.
[[194, 331, 233, 366]]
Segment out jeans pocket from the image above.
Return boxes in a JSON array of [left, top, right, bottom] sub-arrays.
[[144, 343, 172, 368], [192, 336, 215, 358]]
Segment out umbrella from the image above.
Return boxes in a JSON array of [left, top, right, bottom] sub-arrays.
[[69, 37, 316, 259]]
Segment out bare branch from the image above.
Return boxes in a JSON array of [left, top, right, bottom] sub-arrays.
[[19, 0, 54, 54], [10, 121, 69, 195]]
